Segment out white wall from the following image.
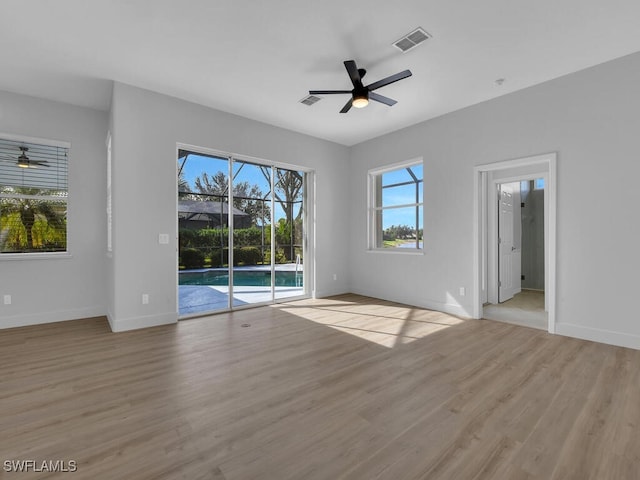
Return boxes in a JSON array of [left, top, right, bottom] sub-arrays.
[[5, 53, 640, 350], [0, 90, 108, 328], [108, 83, 350, 331], [348, 52, 640, 349]]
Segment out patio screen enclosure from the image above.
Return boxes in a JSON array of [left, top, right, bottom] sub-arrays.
[[177, 149, 307, 316]]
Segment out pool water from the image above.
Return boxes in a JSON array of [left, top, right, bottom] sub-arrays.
[[179, 269, 303, 287]]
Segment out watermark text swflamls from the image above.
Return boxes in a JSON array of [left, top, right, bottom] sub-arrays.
[[3, 459, 77, 473]]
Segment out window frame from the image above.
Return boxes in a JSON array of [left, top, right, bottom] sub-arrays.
[[367, 157, 424, 254], [0, 133, 71, 260], [106, 132, 112, 255]]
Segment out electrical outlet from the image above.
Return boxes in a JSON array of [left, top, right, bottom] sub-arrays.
[[142, 294, 149, 305], [333, 274, 337, 281], [459, 287, 466, 296], [3, 295, 11, 305]]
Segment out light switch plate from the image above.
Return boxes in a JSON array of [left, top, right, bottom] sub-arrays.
[[158, 233, 169, 244]]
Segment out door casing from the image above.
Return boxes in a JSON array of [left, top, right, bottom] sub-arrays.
[[473, 153, 557, 333]]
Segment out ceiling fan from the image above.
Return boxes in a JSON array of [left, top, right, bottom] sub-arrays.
[[0, 146, 50, 168], [310, 59, 412, 113]]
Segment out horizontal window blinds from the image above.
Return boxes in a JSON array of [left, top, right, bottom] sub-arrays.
[[0, 138, 68, 192]]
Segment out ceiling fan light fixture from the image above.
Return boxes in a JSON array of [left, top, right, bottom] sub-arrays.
[[309, 60, 410, 113], [352, 92, 369, 108], [17, 154, 30, 168]]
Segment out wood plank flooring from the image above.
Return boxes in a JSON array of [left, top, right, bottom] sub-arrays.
[[1, 294, 639, 479]]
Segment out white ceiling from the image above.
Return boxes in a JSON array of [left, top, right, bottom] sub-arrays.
[[2, 0, 640, 146]]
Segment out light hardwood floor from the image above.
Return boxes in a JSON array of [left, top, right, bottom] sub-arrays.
[[2, 294, 639, 479]]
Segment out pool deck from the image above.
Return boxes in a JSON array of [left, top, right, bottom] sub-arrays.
[[179, 263, 305, 316]]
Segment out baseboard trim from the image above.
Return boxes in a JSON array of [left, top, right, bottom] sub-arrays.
[[0, 306, 106, 330], [106, 309, 115, 331], [555, 322, 640, 351], [349, 288, 472, 318], [315, 288, 350, 299], [109, 311, 177, 332]]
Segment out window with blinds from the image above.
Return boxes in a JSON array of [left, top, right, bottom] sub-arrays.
[[0, 136, 69, 254]]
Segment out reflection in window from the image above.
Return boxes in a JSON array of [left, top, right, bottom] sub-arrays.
[[0, 137, 69, 254]]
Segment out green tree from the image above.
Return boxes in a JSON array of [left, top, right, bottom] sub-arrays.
[[193, 171, 269, 225], [259, 168, 304, 261], [0, 187, 66, 252], [260, 168, 303, 224]]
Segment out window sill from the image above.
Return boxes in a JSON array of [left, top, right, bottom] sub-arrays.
[[0, 252, 72, 261], [367, 248, 424, 255]]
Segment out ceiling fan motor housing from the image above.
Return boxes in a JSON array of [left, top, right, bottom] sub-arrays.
[[352, 88, 369, 108]]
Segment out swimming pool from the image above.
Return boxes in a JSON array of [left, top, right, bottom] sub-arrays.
[[179, 269, 303, 287]]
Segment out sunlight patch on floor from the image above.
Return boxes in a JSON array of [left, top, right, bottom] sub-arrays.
[[278, 298, 465, 348]]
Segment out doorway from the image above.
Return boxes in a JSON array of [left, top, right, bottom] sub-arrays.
[[176, 146, 311, 317], [473, 153, 557, 333], [484, 177, 546, 329]]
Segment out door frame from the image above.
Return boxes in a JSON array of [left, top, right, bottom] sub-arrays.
[[489, 174, 545, 306], [175, 142, 314, 318], [473, 152, 557, 333]]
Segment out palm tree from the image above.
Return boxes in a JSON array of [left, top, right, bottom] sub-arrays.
[[178, 170, 192, 198], [0, 187, 66, 252]]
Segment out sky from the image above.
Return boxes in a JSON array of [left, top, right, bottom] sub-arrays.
[[178, 153, 424, 232], [380, 164, 423, 230], [179, 154, 295, 223]]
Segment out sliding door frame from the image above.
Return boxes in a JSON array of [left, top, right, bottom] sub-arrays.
[[176, 143, 313, 317]]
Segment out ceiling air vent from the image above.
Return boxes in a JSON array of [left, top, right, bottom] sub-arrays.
[[393, 27, 431, 53], [300, 94, 322, 106]]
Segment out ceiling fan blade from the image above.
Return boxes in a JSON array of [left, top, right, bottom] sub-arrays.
[[309, 90, 352, 95], [339, 99, 353, 114], [31, 161, 50, 167], [366, 70, 412, 91], [344, 60, 363, 88], [369, 92, 397, 106]]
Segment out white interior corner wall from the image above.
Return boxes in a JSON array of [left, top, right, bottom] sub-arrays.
[[108, 82, 350, 332], [348, 51, 640, 350], [106, 96, 115, 328], [0, 90, 108, 328]]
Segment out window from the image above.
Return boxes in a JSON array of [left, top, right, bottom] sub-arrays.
[[369, 159, 423, 251], [106, 133, 112, 253], [0, 136, 69, 255]]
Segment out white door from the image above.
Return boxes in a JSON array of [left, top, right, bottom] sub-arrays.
[[498, 182, 522, 302]]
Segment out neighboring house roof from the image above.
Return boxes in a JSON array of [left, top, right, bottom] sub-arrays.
[[178, 200, 248, 222]]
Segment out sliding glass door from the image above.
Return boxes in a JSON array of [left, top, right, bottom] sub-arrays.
[[274, 167, 305, 300], [177, 149, 308, 317], [178, 152, 231, 315], [231, 160, 272, 308]]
